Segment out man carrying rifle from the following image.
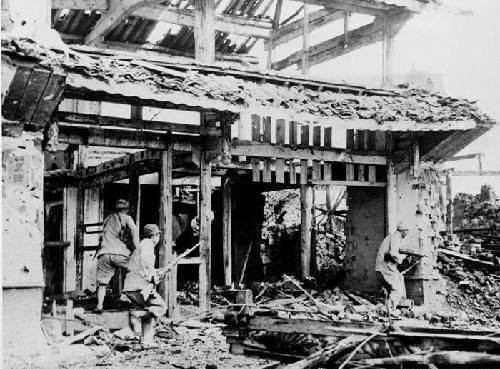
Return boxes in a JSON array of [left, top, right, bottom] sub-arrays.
[[375, 221, 418, 312], [122, 224, 166, 346]]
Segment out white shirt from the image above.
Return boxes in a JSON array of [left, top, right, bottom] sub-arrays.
[[123, 238, 156, 292], [375, 231, 405, 273]]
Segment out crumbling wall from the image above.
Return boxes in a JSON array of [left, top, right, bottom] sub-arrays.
[[344, 188, 386, 292], [2, 132, 46, 353], [395, 166, 446, 306]]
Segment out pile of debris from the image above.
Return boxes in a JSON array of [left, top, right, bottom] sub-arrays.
[[438, 251, 500, 324], [261, 190, 346, 283], [223, 275, 500, 368], [450, 185, 500, 261]]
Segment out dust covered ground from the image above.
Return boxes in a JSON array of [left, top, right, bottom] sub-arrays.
[[3, 315, 274, 369]]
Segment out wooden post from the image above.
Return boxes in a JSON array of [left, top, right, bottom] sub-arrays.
[[300, 184, 312, 279], [301, 3, 310, 74], [128, 156, 140, 227], [75, 185, 85, 291], [446, 170, 453, 234], [382, 18, 393, 87], [222, 179, 232, 287], [199, 135, 212, 312], [343, 11, 349, 45], [386, 132, 397, 234], [266, 0, 283, 69], [62, 187, 78, 293], [194, 0, 215, 63], [159, 147, 176, 317]]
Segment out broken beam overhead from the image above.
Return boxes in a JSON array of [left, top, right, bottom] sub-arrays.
[[231, 141, 386, 165], [52, 0, 109, 10], [273, 14, 409, 70], [133, 5, 272, 39], [57, 111, 204, 135], [58, 125, 198, 151], [300, 0, 419, 16], [266, 9, 344, 49]]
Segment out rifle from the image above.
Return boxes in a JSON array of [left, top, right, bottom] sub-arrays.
[[399, 249, 425, 258], [136, 241, 203, 299]]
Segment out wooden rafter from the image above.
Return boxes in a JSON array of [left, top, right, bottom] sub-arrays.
[[52, 0, 109, 10], [301, 0, 418, 16], [84, 0, 164, 46], [266, 9, 344, 49], [133, 5, 272, 39], [272, 13, 410, 70]]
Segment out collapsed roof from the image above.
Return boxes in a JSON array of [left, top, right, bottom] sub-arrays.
[[2, 36, 494, 134]]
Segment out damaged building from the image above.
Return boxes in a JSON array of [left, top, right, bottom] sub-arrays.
[[1, 0, 499, 367]]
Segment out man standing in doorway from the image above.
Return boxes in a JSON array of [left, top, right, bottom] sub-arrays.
[[375, 221, 410, 312], [95, 199, 140, 312]]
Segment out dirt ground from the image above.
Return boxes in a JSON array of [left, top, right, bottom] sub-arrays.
[[4, 321, 274, 369]]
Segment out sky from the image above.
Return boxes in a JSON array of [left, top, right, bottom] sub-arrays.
[[275, 0, 500, 195]]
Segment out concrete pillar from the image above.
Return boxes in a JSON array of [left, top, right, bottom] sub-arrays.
[[2, 132, 46, 354]]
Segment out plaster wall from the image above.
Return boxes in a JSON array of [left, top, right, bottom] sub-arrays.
[[2, 132, 46, 353], [344, 187, 386, 292]]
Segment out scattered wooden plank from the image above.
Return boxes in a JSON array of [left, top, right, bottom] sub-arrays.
[[358, 351, 500, 367], [2, 66, 33, 121], [17, 69, 51, 123]]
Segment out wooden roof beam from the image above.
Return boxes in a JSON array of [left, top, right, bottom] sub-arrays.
[[272, 13, 410, 70], [132, 5, 272, 39], [301, 0, 418, 16], [84, 0, 164, 46], [266, 8, 344, 49], [52, 0, 109, 10]]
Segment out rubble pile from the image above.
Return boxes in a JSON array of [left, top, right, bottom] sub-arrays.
[[450, 185, 500, 261], [261, 190, 346, 283], [438, 252, 500, 324]]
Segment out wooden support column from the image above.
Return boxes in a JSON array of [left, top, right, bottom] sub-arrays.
[[199, 133, 212, 312], [266, 0, 283, 69], [194, 0, 215, 63], [63, 187, 78, 293], [222, 179, 232, 287], [128, 156, 140, 226], [301, 3, 310, 74], [159, 147, 176, 317], [382, 17, 394, 87], [75, 185, 85, 290], [446, 170, 453, 234], [386, 132, 397, 233], [300, 184, 313, 279]]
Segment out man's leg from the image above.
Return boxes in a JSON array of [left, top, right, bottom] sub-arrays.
[[96, 283, 107, 310], [96, 255, 114, 311], [142, 314, 155, 345]]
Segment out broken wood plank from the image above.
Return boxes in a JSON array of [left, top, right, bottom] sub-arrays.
[[283, 335, 365, 369], [358, 351, 500, 367]]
